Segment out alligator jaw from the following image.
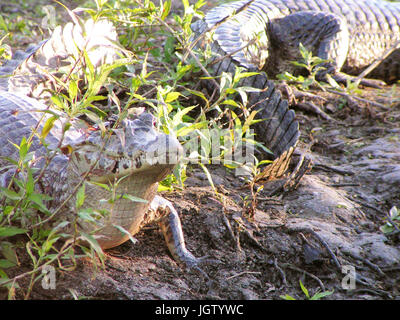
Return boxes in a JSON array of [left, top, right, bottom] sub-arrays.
[[69, 142, 183, 183], [66, 113, 183, 183]]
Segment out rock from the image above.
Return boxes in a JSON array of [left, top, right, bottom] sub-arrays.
[[284, 175, 363, 224]]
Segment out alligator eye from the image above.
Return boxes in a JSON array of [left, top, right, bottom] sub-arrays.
[[61, 145, 73, 155]]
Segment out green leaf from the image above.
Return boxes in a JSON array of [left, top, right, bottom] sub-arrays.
[[41, 116, 58, 139], [0, 259, 15, 268], [233, 70, 260, 83], [231, 110, 241, 128], [3, 206, 14, 216], [0, 269, 9, 281], [87, 181, 110, 191], [299, 280, 310, 298], [299, 43, 310, 60], [221, 99, 239, 107], [51, 95, 67, 110], [242, 110, 258, 134], [182, 0, 189, 12], [78, 208, 102, 223], [280, 294, 296, 300], [161, 0, 171, 20], [83, 49, 95, 81], [0, 187, 22, 201], [220, 72, 232, 92], [0, 242, 18, 265], [310, 57, 328, 65], [19, 136, 28, 160], [310, 290, 334, 300], [28, 193, 51, 214], [41, 236, 60, 255], [68, 79, 78, 100], [122, 194, 148, 203], [0, 15, 9, 32], [76, 184, 85, 209], [0, 226, 26, 237], [25, 168, 34, 195], [175, 121, 208, 137], [165, 91, 181, 103], [157, 184, 172, 192], [171, 106, 196, 128], [257, 159, 273, 166], [176, 63, 192, 80], [290, 61, 309, 69], [112, 224, 138, 245], [380, 224, 393, 234], [199, 163, 216, 194], [51, 221, 70, 234], [79, 232, 103, 258], [186, 89, 207, 102]]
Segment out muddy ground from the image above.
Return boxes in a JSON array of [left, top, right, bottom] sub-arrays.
[[0, 0, 399, 300]]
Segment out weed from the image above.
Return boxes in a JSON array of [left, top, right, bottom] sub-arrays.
[[380, 206, 400, 235], [277, 43, 331, 91], [280, 280, 334, 300]]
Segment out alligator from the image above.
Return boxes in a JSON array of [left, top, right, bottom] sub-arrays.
[[0, 4, 306, 272], [4, 0, 397, 270], [192, 0, 400, 84], [191, 0, 400, 177], [0, 18, 200, 268]]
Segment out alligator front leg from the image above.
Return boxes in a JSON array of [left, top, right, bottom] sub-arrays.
[[150, 195, 201, 269]]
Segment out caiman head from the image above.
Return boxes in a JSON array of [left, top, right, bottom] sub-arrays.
[[66, 112, 183, 184], [61, 112, 183, 249]]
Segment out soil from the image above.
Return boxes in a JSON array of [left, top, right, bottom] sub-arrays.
[[0, 0, 399, 301]]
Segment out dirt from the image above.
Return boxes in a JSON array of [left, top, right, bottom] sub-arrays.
[[1, 0, 400, 301]]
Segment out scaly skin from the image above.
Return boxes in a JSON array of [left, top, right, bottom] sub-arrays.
[[0, 92, 182, 249], [199, 0, 400, 83], [192, 6, 301, 180], [0, 17, 200, 268], [0, 19, 119, 98], [191, 0, 399, 179]]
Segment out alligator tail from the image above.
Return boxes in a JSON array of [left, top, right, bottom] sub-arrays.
[[191, 19, 299, 180], [0, 18, 119, 98]]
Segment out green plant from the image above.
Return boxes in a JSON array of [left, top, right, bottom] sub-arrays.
[[280, 280, 334, 300], [277, 43, 332, 90], [380, 206, 400, 235]]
